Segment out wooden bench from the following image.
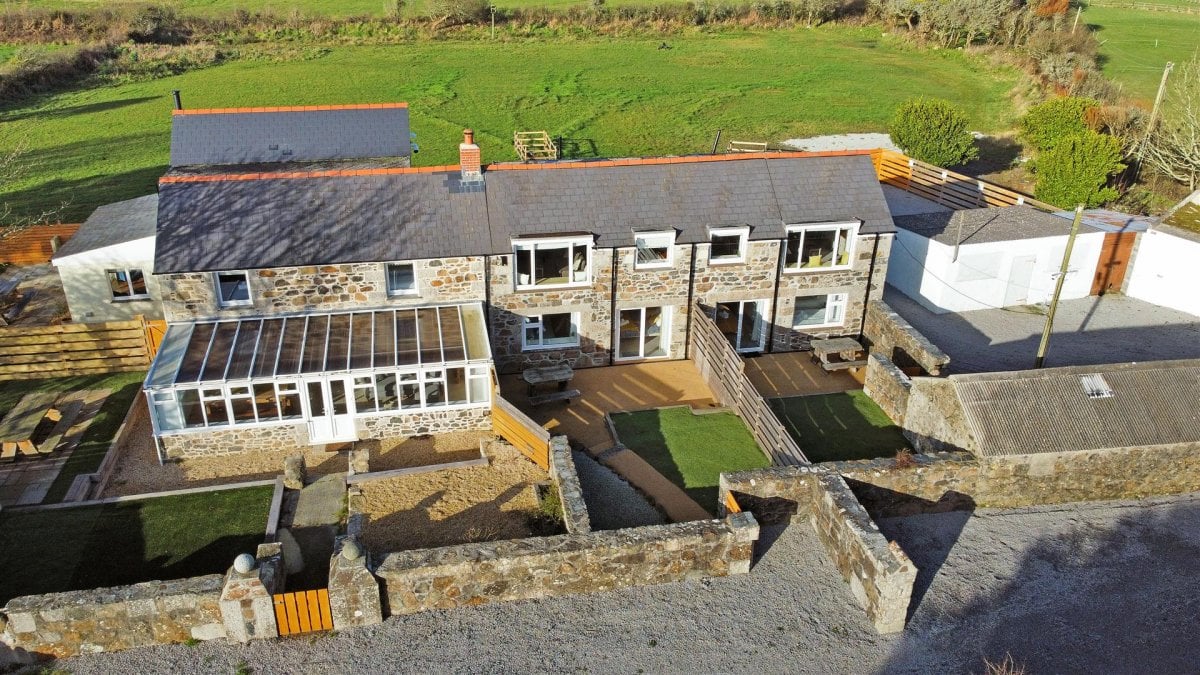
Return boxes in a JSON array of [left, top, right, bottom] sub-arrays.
[[810, 337, 867, 374], [527, 389, 581, 407], [0, 391, 61, 461]]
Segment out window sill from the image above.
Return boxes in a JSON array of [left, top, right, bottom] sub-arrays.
[[783, 265, 852, 274], [387, 292, 421, 299], [522, 342, 581, 352], [513, 282, 592, 293], [793, 322, 844, 331], [217, 302, 253, 309], [707, 259, 745, 266], [109, 296, 153, 303]]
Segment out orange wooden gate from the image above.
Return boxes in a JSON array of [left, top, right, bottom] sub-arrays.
[[273, 589, 333, 636], [1092, 232, 1137, 295]]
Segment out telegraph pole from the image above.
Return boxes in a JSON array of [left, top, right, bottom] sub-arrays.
[[1035, 205, 1083, 369]]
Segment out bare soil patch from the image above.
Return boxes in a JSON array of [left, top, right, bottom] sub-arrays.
[[360, 441, 548, 554], [359, 430, 491, 472]]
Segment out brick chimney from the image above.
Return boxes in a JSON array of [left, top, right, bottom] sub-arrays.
[[460, 129, 482, 181]]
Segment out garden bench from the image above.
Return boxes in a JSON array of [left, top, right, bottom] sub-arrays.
[[528, 389, 581, 407]]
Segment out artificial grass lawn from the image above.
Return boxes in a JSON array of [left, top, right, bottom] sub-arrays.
[[768, 390, 909, 464], [1085, 5, 1197, 102], [610, 406, 769, 508], [0, 29, 1019, 223], [0, 485, 273, 604], [0, 371, 146, 504]]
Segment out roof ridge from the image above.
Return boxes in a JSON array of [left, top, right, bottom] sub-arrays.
[[172, 102, 409, 116], [159, 165, 460, 184]]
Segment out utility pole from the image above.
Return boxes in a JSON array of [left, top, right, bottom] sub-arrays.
[[1035, 205, 1083, 369], [1133, 61, 1175, 178]]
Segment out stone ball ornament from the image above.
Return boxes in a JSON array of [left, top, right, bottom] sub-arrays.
[[233, 553, 257, 574]]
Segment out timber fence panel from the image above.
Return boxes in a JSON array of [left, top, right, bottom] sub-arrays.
[[493, 394, 551, 470], [872, 150, 1055, 212], [0, 223, 80, 264], [0, 318, 155, 380]]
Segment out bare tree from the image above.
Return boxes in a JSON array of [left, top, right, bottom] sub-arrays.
[[1144, 56, 1200, 192], [0, 141, 69, 235]]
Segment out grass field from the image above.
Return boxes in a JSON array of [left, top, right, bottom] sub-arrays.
[[1085, 4, 1199, 102], [610, 406, 770, 507], [0, 485, 272, 604], [768, 390, 909, 463], [0, 29, 1019, 223], [2, 0, 639, 17]]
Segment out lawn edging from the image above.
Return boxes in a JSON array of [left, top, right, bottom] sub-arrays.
[[6, 478, 277, 513], [62, 389, 148, 502]]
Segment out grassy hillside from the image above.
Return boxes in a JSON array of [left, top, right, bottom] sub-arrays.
[[0, 29, 1018, 223], [1, 0, 647, 17], [1085, 4, 1198, 102]]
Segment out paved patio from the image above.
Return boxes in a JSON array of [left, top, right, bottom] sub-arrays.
[[0, 389, 106, 507], [743, 352, 862, 398]]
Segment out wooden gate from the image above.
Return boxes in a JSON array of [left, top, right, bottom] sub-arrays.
[[1092, 232, 1138, 295], [492, 395, 550, 470], [273, 589, 333, 636]]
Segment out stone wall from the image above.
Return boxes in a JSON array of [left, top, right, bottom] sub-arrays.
[[548, 436, 591, 534], [719, 466, 916, 633], [688, 303, 808, 463], [1, 575, 227, 661], [863, 353, 911, 426], [902, 377, 976, 454], [862, 300, 949, 375], [160, 257, 486, 322], [375, 514, 759, 616], [356, 406, 491, 439]]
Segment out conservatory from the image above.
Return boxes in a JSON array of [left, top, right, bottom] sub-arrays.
[[143, 303, 493, 446]]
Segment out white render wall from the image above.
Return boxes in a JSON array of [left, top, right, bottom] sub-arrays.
[[52, 236, 164, 322], [887, 229, 1105, 313], [1125, 228, 1200, 317]]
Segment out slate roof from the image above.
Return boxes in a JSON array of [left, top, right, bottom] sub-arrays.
[[952, 360, 1200, 457], [52, 194, 158, 260], [155, 154, 895, 273], [169, 105, 410, 167], [894, 205, 1085, 246]]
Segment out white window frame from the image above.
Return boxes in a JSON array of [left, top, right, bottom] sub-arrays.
[[385, 262, 419, 297], [633, 231, 675, 270], [792, 293, 848, 329], [522, 312, 581, 351], [214, 271, 253, 308], [615, 306, 672, 361], [708, 226, 749, 265], [784, 222, 858, 272], [106, 267, 150, 301], [512, 236, 593, 290]]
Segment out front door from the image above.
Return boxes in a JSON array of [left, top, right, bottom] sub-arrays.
[[303, 377, 357, 443], [1092, 232, 1137, 295], [715, 300, 768, 353], [1003, 255, 1036, 306]]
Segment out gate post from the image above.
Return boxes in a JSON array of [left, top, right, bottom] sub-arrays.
[[219, 543, 283, 642], [328, 536, 383, 630]]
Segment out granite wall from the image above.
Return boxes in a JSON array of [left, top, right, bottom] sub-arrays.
[[863, 352, 911, 426], [548, 436, 591, 534], [861, 300, 949, 375]]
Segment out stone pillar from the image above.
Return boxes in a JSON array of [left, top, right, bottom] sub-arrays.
[[348, 446, 370, 476], [283, 453, 306, 490], [327, 537, 383, 630], [725, 511, 760, 575], [219, 544, 283, 643]]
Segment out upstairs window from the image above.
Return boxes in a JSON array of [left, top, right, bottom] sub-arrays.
[[784, 223, 857, 271], [214, 271, 252, 308], [107, 268, 149, 300], [634, 231, 674, 269], [709, 227, 749, 264], [513, 237, 592, 289], [793, 293, 847, 328], [386, 262, 418, 296]]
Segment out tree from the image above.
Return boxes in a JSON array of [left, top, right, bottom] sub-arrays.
[[1144, 57, 1200, 192], [888, 97, 979, 167], [1019, 96, 1098, 152], [0, 142, 69, 234], [1033, 131, 1126, 207]]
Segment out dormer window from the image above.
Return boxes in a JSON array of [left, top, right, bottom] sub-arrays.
[[513, 236, 592, 290], [784, 222, 857, 271], [709, 226, 749, 265], [634, 231, 675, 269]]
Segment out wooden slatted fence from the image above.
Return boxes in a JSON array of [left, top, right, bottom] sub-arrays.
[[0, 315, 165, 380], [0, 224, 80, 265], [871, 149, 1056, 212], [273, 589, 333, 636], [492, 394, 551, 470]]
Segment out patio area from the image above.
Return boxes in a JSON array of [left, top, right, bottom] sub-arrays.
[[743, 351, 862, 399]]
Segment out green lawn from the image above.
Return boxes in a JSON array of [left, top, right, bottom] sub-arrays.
[[0, 485, 272, 604], [1085, 5, 1198, 102], [0, 29, 1019, 223], [768, 390, 909, 463], [610, 406, 770, 508], [0, 371, 146, 504]]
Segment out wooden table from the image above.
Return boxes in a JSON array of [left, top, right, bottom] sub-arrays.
[[0, 391, 62, 461], [810, 337, 867, 373], [522, 364, 575, 397]]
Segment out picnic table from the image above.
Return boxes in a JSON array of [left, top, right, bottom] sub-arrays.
[[810, 337, 867, 373], [0, 391, 62, 461], [522, 364, 575, 396]]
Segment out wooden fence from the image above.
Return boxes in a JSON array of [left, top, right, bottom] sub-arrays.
[[0, 224, 80, 265], [870, 149, 1056, 212], [0, 315, 166, 380], [273, 589, 333, 636], [492, 394, 550, 470]]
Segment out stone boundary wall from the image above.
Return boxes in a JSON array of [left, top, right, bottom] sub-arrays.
[[374, 514, 759, 616], [827, 442, 1200, 514], [902, 377, 976, 454], [863, 353, 911, 426], [548, 436, 591, 534], [719, 466, 915, 633], [862, 300, 949, 375], [688, 303, 808, 464]]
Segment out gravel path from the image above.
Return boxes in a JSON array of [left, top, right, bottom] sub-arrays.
[[572, 449, 665, 530], [782, 132, 899, 153], [58, 492, 1200, 673]]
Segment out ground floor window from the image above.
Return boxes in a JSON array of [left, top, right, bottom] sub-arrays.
[[617, 306, 670, 360], [715, 299, 768, 353], [106, 268, 149, 300], [792, 293, 847, 328], [522, 313, 579, 350]]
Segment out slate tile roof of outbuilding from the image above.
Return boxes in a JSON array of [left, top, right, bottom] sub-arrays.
[[53, 194, 159, 260], [893, 204, 1087, 246]]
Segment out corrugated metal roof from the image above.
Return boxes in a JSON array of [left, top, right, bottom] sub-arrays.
[[953, 360, 1200, 457]]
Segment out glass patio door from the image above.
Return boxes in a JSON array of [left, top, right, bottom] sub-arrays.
[[303, 376, 358, 443], [617, 307, 670, 360], [715, 300, 768, 353]]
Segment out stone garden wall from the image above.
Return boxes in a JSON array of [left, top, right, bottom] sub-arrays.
[[862, 353, 911, 426], [548, 436, 591, 534], [861, 300, 949, 375], [374, 514, 759, 616]]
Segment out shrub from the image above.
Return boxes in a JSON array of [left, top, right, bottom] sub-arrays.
[[888, 97, 979, 167], [1020, 96, 1097, 151], [1033, 130, 1125, 208]]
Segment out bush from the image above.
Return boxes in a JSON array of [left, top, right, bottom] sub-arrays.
[[1020, 96, 1097, 152], [1033, 131, 1125, 208], [888, 97, 979, 167]]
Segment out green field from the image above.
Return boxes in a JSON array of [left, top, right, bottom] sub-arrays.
[[1085, 4, 1198, 102], [0, 29, 1018, 223], [2, 0, 650, 16]]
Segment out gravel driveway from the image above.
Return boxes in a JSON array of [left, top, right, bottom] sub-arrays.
[[57, 492, 1200, 674]]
